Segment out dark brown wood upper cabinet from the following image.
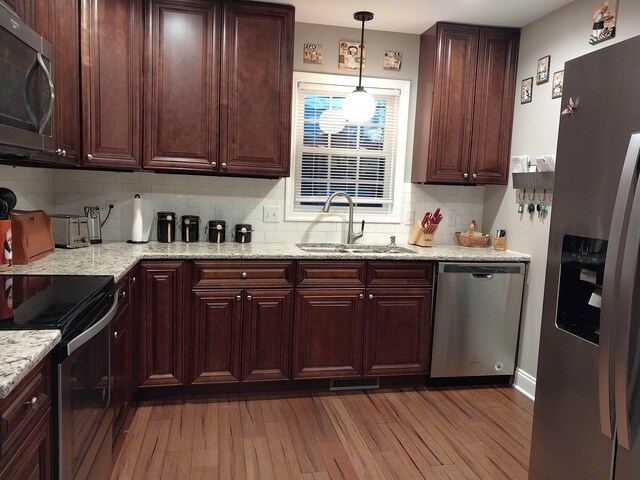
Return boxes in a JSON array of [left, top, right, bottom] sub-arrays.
[[144, 0, 293, 176], [81, 0, 142, 169], [144, 0, 220, 172], [15, 0, 82, 164], [412, 23, 519, 185], [219, 1, 294, 177]]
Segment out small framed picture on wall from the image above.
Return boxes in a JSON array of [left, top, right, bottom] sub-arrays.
[[551, 70, 564, 99], [537, 55, 551, 84], [521, 77, 533, 104]]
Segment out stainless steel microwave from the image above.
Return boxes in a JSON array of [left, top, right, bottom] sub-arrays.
[[0, 6, 54, 155]]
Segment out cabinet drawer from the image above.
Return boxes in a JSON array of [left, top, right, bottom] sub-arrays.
[[193, 261, 293, 288], [367, 261, 434, 287], [1, 357, 50, 457], [296, 262, 366, 288]]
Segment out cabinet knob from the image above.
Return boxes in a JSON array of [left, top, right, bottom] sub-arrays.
[[463, 173, 469, 179], [241, 272, 247, 278], [369, 294, 374, 300], [120, 290, 126, 299], [25, 396, 38, 409], [211, 161, 217, 167], [54, 148, 65, 156], [131, 276, 136, 284], [113, 331, 118, 339], [359, 293, 364, 299], [472, 173, 477, 179], [221, 163, 228, 169], [87, 154, 93, 161], [246, 295, 252, 301], [236, 295, 242, 301]]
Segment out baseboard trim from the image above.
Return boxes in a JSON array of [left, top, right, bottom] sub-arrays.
[[513, 368, 536, 400]]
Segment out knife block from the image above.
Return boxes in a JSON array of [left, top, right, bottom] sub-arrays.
[[408, 220, 437, 247]]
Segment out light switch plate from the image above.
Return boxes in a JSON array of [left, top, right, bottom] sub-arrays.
[[402, 209, 415, 225], [263, 206, 281, 223]]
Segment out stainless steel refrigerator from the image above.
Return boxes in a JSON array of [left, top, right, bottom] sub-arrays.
[[529, 35, 640, 479]]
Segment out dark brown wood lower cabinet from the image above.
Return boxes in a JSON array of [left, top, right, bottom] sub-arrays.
[[0, 409, 52, 480], [191, 289, 243, 384], [293, 289, 364, 379], [139, 262, 185, 387], [111, 280, 133, 441], [190, 288, 292, 383], [364, 288, 432, 376], [242, 289, 292, 381]]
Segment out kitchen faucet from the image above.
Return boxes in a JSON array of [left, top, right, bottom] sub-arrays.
[[322, 191, 365, 244]]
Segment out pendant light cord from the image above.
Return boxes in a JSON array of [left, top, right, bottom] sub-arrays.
[[356, 16, 365, 91]]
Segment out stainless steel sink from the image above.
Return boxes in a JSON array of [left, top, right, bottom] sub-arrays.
[[296, 243, 416, 254]]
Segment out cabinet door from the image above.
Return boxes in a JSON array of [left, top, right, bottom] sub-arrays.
[[427, 24, 479, 183], [111, 295, 132, 440], [364, 288, 432, 376], [0, 409, 51, 480], [139, 262, 185, 386], [242, 289, 292, 381], [293, 289, 364, 379], [191, 289, 242, 384], [144, 0, 219, 172], [220, 2, 293, 177], [81, 0, 142, 169], [470, 28, 519, 185], [16, 0, 81, 163]]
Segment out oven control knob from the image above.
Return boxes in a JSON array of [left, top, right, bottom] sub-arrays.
[[25, 396, 38, 409]]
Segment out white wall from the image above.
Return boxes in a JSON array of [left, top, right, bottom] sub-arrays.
[[1, 21, 485, 245], [484, 0, 640, 392]]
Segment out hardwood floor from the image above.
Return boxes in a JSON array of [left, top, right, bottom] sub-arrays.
[[112, 386, 533, 480]]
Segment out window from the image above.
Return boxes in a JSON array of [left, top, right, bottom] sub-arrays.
[[285, 72, 410, 223]]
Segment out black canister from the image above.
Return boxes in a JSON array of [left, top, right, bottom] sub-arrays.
[[234, 224, 253, 243], [181, 215, 200, 242], [157, 211, 176, 243], [207, 220, 226, 243]]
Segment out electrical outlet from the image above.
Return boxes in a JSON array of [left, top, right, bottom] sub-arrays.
[[402, 209, 415, 225], [447, 210, 456, 226], [263, 206, 281, 223]]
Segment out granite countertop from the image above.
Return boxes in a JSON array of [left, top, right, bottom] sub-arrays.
[[0, 330, 61, 399], [3, 242, 530, 282]]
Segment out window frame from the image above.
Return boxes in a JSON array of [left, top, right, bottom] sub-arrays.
[[285, 72, 410, 224]]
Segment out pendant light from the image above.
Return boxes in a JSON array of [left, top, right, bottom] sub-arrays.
[[343, 11, 376, 124]]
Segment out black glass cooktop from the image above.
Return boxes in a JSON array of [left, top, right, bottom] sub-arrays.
[[0, 275, 114, 337]]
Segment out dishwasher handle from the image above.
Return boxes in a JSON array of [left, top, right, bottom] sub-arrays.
[[439, 263, 525, 275], [472, 273, 494, 279]]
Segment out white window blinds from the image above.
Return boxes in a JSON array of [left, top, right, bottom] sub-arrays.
[[293, 82, 401, 210]]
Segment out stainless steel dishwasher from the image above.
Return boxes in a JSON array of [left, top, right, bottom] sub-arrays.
[[430, 262, 525, 377]]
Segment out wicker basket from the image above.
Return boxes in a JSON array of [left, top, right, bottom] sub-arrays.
[[455, 220, 490, 248]]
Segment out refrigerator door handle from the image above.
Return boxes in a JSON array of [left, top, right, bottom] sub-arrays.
[[614, 134, 640, 451], [600, 133, 640, 439]]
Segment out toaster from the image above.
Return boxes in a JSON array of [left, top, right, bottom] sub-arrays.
[[50, 214, 91, 248]]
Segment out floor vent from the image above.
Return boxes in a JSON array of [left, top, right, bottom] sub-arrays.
[[330, 378, 380, 391]]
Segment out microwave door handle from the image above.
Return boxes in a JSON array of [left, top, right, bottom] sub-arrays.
[[599, 133, 640, 439], [66, 288, 120, 356], [614, 135, 640, 451], [35, 53, 54, 134], [22, 55, 40, 130]]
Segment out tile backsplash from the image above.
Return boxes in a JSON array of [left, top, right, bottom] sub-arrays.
[[1, 165, 484, 245]]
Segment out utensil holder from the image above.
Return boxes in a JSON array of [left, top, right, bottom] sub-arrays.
[[408, 220, 437, 247], [493, 235, 507, 251]]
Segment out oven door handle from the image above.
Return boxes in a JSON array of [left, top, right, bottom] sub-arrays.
[[66, 288, 120, 356]]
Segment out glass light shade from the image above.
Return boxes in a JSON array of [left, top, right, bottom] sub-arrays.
[[318, 108, 346, 134], [343, 89, 376, 123]]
